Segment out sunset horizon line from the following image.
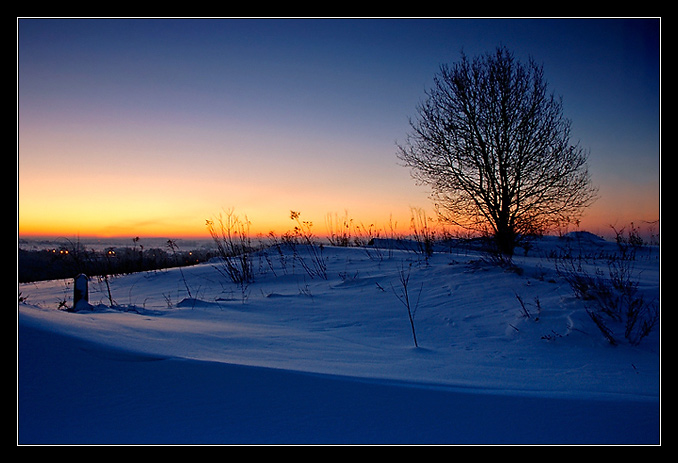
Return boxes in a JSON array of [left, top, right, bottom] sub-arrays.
[[18, 217, 661, 245]]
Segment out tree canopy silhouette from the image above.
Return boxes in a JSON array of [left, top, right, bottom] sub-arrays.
[[398, 46, 597, 256]]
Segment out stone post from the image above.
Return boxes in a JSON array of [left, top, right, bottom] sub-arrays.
[[73, 273, 91, 311]]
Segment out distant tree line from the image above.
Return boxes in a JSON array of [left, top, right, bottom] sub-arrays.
[[18, 242, 216, 283]]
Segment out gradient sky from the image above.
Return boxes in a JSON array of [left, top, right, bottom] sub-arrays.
[[18, 18, 660, 240]]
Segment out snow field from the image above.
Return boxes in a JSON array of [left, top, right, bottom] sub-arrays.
[[18, 235, 660, 444]]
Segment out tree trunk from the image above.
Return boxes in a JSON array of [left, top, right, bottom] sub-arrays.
[[494, 222, 516, 257]]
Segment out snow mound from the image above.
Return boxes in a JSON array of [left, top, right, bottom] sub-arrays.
[[562, 230, 606, 242]]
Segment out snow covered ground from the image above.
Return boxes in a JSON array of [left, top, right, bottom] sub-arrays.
[[17, 234, 660, 444]]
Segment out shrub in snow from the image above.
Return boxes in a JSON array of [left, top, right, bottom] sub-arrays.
[[206, 210, 255, 286], [284, 211, 328, 280], [555, 236, 659, 346]]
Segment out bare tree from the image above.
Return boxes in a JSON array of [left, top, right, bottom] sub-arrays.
[[398, 47, 597, 256]]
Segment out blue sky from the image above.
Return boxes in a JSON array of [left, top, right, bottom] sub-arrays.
[[18, 18, 660, 238]]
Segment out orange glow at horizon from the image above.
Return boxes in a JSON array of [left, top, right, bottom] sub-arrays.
[[18, 168, 433, 241], [18, 210, 419, 243], [19, 189, 660, 243]]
